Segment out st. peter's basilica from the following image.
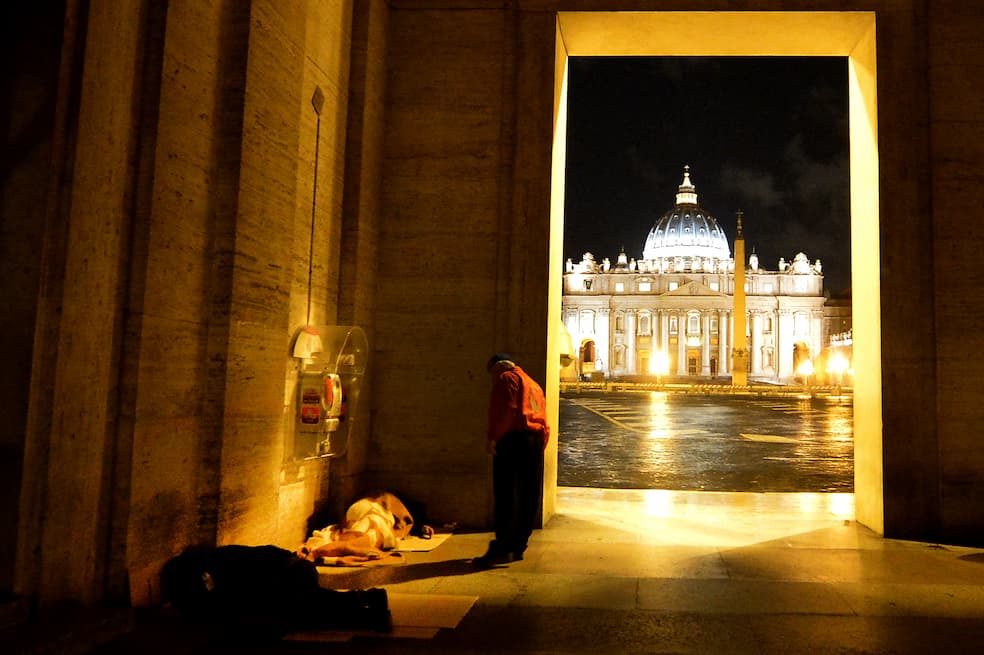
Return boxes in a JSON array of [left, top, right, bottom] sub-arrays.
[[562, 166, 827, 382]]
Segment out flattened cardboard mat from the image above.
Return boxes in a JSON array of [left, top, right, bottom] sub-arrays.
[[284, 592, 478, 641], [394, 532, 452, 552], [314, 532, 452, 571]]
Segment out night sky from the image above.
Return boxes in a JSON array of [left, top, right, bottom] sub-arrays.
[[563, 56, 851, 296]]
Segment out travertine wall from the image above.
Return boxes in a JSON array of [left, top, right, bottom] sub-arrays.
[[11, 0, 365, 606], [331, 0, 389, 521], [369, 0, 979, 544], [369, 5, 510, 523], [930, 3, 984, 542], [5, 0, 984, 609], [0, 2, 63, 595], [366, 4, 554, 525]]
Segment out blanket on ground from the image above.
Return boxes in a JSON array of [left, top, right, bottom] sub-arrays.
[[298, 491, 436, 564]]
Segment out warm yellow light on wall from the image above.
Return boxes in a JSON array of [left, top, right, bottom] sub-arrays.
[[550, 10, 880, 532]]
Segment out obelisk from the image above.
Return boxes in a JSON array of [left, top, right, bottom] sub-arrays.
[[731, 210, 748, 386]]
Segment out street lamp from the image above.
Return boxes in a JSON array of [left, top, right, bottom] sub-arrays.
[[651, 351, 670, 386], [827, 354, 849, 393], [797, 359, 814, 395]]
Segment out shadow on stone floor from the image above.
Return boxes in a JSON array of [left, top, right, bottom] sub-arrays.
[[319, 558, 479, 590]]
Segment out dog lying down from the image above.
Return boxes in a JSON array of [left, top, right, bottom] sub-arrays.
[[297, 491, 434, 565]]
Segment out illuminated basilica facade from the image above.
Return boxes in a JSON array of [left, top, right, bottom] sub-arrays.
[[562, 167, 825, 382]]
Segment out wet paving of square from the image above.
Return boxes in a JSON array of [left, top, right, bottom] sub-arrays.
[[559, 390, 853, 492]]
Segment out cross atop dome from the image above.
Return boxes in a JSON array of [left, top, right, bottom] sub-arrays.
[[676, 165, 698, 205]]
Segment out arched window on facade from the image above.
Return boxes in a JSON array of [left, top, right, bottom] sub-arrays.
[[762, 347, 775, 370], [615, 313, 624, 334], [580, 310, 595, 335], [687, 313, 700, 334], [638, 313, 651, 335], [794, 311, 808, 336]]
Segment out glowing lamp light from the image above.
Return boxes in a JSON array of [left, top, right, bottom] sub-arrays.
[[827, 354, 849, 376], [797, 360, 814, 377], [651, 351, 670, 376]]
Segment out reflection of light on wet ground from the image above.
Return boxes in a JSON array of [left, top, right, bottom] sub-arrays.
[[559, 392, 854, 492], [827, 493, 854, 518], [791, 491, 855, 521], [643, 489, 676, 517], [741, 433, 799, 443], [558, 487, 857, 548]]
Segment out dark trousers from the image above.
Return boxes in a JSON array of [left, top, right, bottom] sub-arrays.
[[492, 430, 544, 556]]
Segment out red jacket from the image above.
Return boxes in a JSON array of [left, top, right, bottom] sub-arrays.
[[487, 365, 550, 448]]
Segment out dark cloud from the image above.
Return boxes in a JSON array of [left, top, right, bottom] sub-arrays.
[[720, 165, 781, 210]]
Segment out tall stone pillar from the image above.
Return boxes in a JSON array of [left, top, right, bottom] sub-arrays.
[[731, 213, 748, 385]]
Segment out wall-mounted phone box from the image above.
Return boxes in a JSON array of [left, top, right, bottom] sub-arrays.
[[291, 325, 367, 459]]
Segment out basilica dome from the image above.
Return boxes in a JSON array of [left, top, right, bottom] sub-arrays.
[[642, 166, 731, 266]]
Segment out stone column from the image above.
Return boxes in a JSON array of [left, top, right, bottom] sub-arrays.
[[812, 309, 824, 362], [677, 312, 687, 376], [597, 308, 611, 377], [660, 310, 670, 356], [769, 309, 779, 377], [777, 309, 793, 379], [701, 312, 711, 375], [749, 312, 760, 374], [625, 309, 636, 375], [718, 309, 728, 375]]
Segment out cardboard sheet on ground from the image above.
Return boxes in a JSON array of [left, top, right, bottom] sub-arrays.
[[283, 592, 478, 642], [316, 552, 407, 570], [393, 531, 452, 552], [315, 532, 452, 572]]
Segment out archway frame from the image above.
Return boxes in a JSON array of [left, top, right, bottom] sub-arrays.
[[545, 11, 881, 532]]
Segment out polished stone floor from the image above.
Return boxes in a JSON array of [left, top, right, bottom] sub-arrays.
[[82, 487, 984, 654]]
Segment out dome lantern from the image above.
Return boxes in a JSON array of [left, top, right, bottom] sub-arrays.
[[676, 164, 698, 205], [642, 166, 732, 265]]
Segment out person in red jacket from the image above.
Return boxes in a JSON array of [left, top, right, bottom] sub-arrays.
[[475, 353, 550, 567]]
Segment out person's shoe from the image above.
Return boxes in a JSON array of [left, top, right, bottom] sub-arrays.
[[473, 552, 513, 568], [473, 546, 515, 568]]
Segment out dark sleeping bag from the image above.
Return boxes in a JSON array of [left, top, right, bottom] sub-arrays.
[[160, 544, 391, 637]]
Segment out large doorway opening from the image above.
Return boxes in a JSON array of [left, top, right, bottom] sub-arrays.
[[545, 12, 881, 533]]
